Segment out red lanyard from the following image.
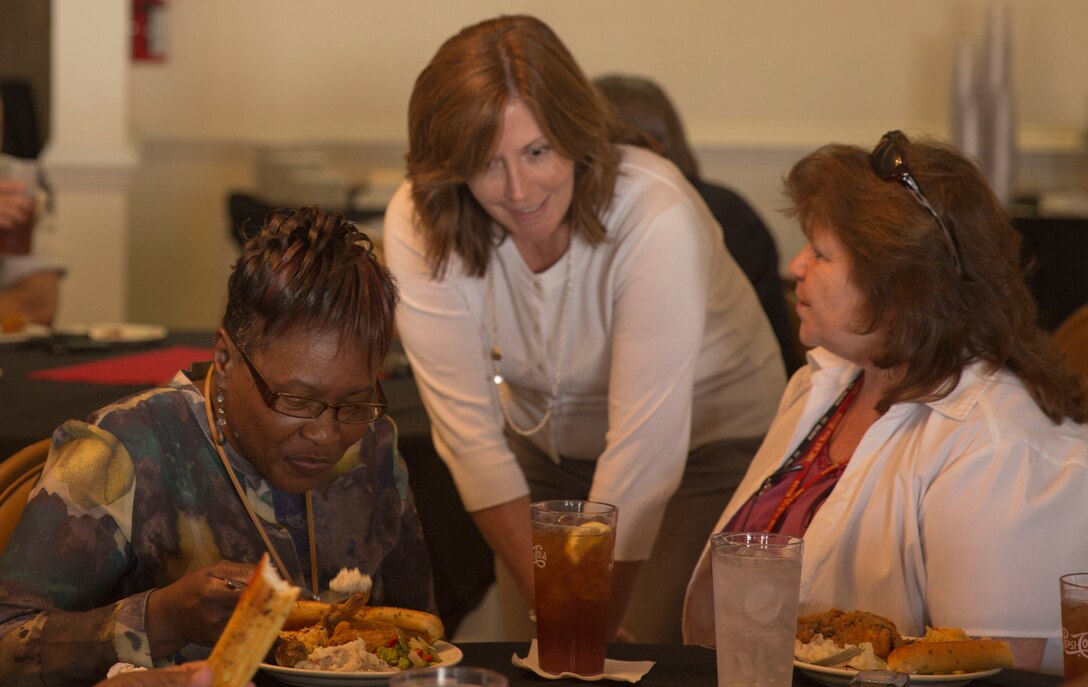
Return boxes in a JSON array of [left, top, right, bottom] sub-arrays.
[[765, 374, 863, 532]]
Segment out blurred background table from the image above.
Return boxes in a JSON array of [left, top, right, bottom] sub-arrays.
[[0, 330, 493, 636]]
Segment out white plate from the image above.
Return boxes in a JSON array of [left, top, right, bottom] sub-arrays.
[[259, 641, 462, 686], [794, 660, 1001, 687], [56, 322, 168, 344], [0, 323, 50, 345]]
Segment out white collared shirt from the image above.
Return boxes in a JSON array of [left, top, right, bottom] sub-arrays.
[[683, 347, 1088, 673]]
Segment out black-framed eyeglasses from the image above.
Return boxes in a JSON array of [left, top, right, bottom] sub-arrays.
[[236, 345, 387, 424], [871, 130, 966, 279]]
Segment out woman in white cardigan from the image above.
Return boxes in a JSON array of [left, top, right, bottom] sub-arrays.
[[384, 14, 785, 642]]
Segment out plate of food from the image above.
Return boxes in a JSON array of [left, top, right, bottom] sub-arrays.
[[54, 322, 168, 344], [259, 591, 453, 686], [794, 660, 1001, 687], [260, 641, 462, 686], [0, 321, 49, 345], [794, 609, 1013, 687]]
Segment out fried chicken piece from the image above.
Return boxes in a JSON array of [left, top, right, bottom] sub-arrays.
[[328, 619, 399, 649], [275, 624, 330, 667], [796, 608, 905, 659], [320, 592, 370, 634]]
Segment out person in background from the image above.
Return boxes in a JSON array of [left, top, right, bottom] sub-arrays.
[[0, 207, 435, 681], [594, 74, 802, 375], [0, 92, 62, 327], [682, 131, 1088, 672], [384, 14, 786, 644]]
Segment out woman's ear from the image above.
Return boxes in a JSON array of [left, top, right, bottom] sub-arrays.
[[212, 328, 233, 386]]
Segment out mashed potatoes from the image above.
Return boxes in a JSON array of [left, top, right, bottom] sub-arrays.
[[794, 634, 886, 670], [296, 638, 392, 672], [330, 567, 373, 597]]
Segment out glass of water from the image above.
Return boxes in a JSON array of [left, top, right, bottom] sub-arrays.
[[388, 666, 509, 687], [711, 531, 803, 687]]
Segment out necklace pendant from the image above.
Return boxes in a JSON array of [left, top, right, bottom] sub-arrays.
[[493, 373, 504, 385]]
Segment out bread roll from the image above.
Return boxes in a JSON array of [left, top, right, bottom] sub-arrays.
[[887, 639, 1015, 674], [207, 555, 300, 687], [357, 605, 445, 643], [281, 599, 444, 643], [283, 599, 330, 631]]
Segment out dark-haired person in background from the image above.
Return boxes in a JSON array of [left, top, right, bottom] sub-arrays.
[[594, 74, 802, 375], [683, 132, 1088, 672], [0, 207, 435, 682]]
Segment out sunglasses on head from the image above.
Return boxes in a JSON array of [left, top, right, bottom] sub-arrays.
[[870, 130, 967, 279]]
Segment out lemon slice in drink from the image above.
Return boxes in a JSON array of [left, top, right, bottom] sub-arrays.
[[564, 521, 613, 564]]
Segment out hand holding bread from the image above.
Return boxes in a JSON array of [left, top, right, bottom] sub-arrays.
[[207, 554, 299, 687]]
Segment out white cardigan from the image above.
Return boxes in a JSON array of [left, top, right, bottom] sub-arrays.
[[384, 145, 785, 560]]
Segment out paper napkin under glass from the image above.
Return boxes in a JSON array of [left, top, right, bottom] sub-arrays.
[[512, 639, 655, 683]]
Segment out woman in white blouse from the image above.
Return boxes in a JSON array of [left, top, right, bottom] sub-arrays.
[[682, 132, 1088, 672], [384, 14, 785, 642]]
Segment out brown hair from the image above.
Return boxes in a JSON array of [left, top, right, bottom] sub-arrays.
[[593, 74, 700, 180], [223, 206, 399, 373], [406, 14, 628, 278], [784, 135, 1086, 424]]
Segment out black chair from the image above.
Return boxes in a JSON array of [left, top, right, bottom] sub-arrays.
[[227, 193, 277, 245], [227, 192, 385, 246], [0, 79, 43, 159]]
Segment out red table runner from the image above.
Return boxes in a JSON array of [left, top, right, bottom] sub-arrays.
[[27, 346, 213, 386]]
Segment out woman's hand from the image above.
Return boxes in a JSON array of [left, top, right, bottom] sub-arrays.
[[96, 661, 253, 687], [145, 561, 258, 659], [0, 180, 33, 232]]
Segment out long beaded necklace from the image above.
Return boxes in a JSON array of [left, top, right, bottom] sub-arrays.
[[487, 245, 576, 437], [202, 369, 319, 597]]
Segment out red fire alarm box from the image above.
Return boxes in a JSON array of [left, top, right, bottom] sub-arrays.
[[132, 0, 167, 62]]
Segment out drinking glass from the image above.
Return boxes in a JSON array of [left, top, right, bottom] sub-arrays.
[[0, 155, 40, 255], [1061, 572, 1088, 679], [530, 499, 617, 675], [711, 531, 803, 687], [388, 666, 508, 686]]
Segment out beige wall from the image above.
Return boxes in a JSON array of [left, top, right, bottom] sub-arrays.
[[114, 0, 1088, 329]]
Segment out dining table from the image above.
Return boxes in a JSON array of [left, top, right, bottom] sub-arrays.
[[252, 641, 1066, 686], [0, 328, 494, 636]]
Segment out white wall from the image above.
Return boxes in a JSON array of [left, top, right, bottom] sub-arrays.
[[114, 0, 1088, 329]]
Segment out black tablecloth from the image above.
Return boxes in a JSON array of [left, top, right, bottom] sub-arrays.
[[0, 331, 493, 635], [254, 642, 1064, 687]]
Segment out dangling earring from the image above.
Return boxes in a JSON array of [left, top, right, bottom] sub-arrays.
[[215, 385, 227, 426], [216, 384, 228, 432]]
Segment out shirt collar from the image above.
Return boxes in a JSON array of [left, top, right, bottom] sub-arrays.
[[805, 346, 998, 422]]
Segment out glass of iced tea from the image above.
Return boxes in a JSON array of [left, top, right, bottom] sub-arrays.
[[1061, 573, 1088, 679], [0, 155, 40, 256], [530, 500, 617, 676]]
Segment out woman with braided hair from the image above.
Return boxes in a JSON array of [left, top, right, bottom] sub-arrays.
[[0, 207, 435, 682]]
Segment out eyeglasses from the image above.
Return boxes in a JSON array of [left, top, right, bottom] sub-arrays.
[[870, 130, 966, 278], [236, 345, 387, 424]]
